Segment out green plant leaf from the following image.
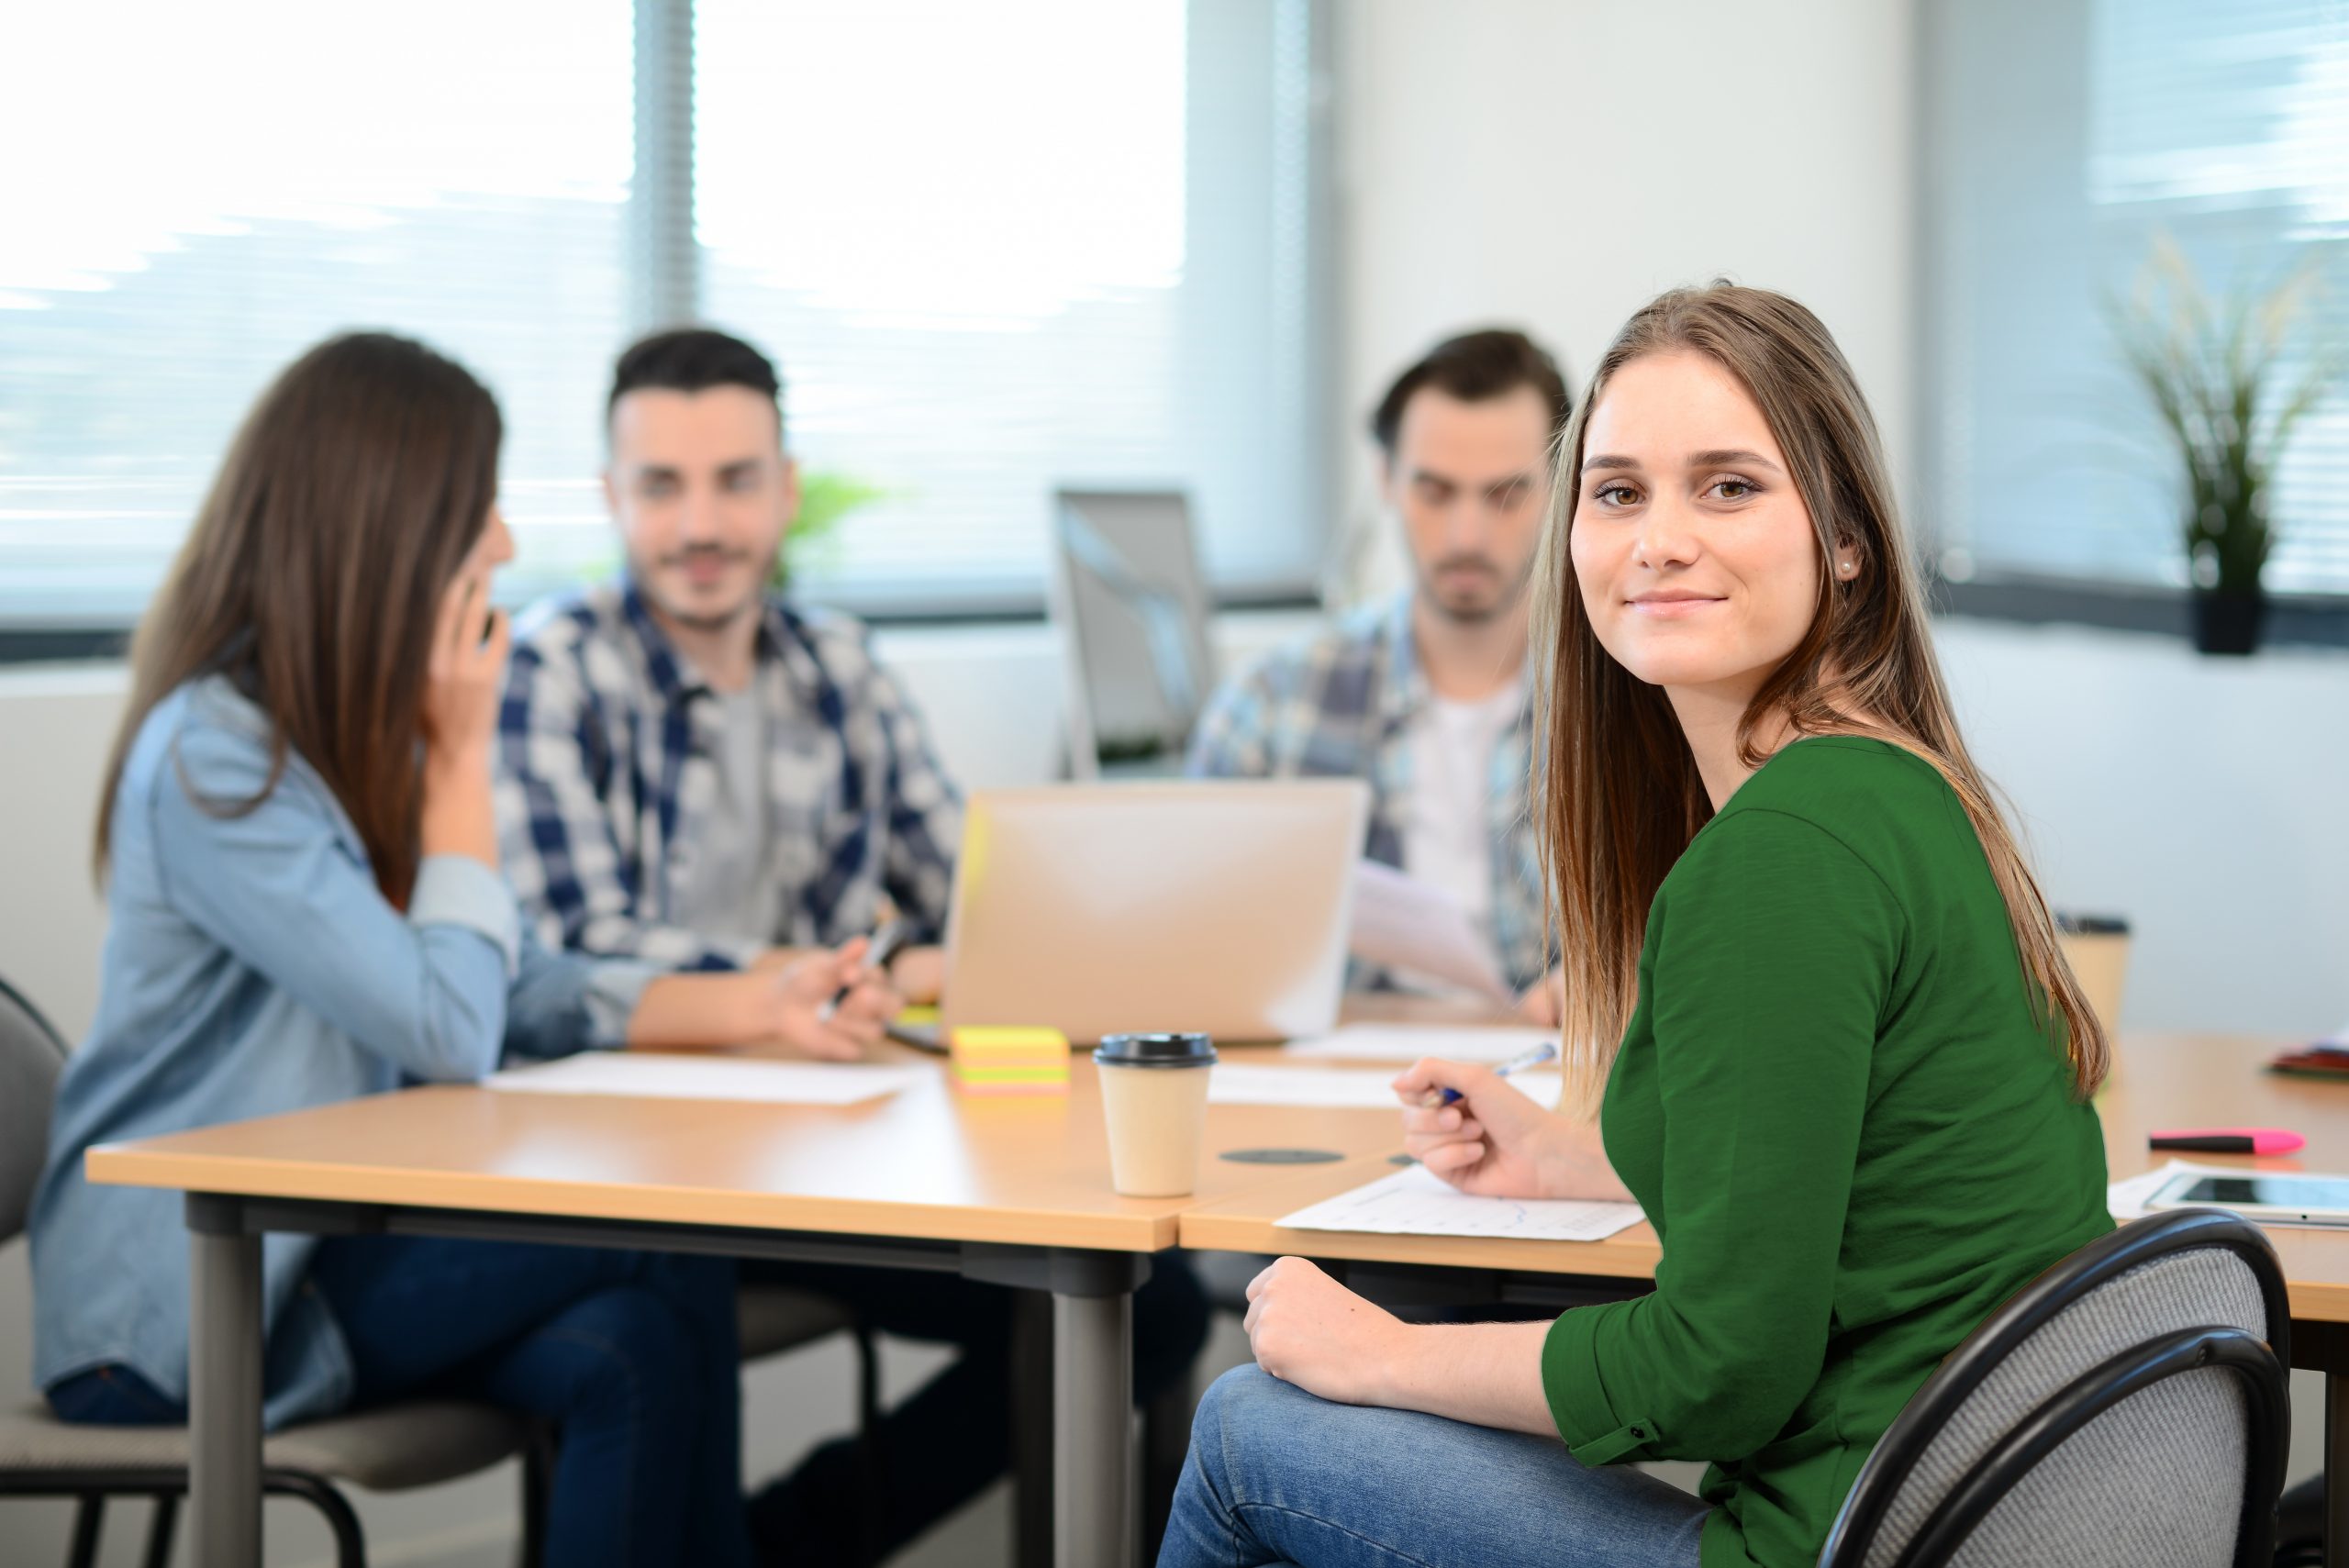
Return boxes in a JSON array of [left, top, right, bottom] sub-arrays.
[[776, 470, 896, 588], [2104, 233, 2340, 595]]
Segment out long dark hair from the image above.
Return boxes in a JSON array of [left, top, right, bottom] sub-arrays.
[[95, 332, 503, 907], [1531, 284, 2108, 1110]]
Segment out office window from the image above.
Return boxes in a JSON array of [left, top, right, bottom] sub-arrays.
[[0, 2, 636, 624], [694, 0, 1323, 615], [1922, 0, 2349, 595], [0, 0, 1327, 629]]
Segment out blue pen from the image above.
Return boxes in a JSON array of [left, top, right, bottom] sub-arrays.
[[1420, 1040, 1560, 1106]]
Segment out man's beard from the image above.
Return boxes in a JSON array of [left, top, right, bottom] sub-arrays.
[[647, 545, 762, 633], [1419, 552, 1533, 626]]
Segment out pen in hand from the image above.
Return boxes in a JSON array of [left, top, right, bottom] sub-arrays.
[[1420, 1040, 1560, 1106], [818, 919, 908, 1023]]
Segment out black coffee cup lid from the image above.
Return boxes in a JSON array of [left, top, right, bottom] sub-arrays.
[[2054, 913, 2131, 936], [1093, 1031, 1217, 1068]]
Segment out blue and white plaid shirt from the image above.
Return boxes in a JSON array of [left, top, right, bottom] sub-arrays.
[[1186, 593, 1551, 993], [495, 580, 963, 972]]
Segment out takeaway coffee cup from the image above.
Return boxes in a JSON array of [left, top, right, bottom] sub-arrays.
[[1093, 1032, 1218, 1197]]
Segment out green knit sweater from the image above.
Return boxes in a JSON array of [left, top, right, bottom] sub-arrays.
[[1541, 738, 2111, 1568]]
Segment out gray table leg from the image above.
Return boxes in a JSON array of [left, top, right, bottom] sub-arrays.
[[1054, 1284, 1135, 1568], [963, 1244, 1153, 1568], [189, 1195, 262, 1568]]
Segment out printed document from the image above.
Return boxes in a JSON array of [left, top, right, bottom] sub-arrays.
[[1276, 1163, 1644, 1243], [1281, 1022, 1560, 1064], [1349, 859, 1514, 1005], [485, 1054, 923, 1106], [1208, 1063, 1562, 1110]]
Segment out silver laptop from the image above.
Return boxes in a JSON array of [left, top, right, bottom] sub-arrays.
[[938, 780, 1369, 1044]]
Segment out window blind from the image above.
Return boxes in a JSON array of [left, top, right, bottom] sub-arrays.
[[0, 1, 638, 624], [694, 0, 1327, 616], [0, 0, 1324, 628]]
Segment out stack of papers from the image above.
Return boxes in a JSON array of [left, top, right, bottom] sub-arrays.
[[1208, 1062, 1562, 1110], [484, 1054, 921, 1106], [1276, 1164, 1644, 1243], [1349, 860, 1515, 1004], [1281, 1023, 1559, 1064]]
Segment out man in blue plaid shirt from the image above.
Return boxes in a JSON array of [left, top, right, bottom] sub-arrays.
[[498, 333, 963, 1006], [1188, 328, 1569, 1019], [497, 328, 1207, 1563]]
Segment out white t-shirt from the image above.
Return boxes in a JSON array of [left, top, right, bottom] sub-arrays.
[[1401, 682, 1523, 925]]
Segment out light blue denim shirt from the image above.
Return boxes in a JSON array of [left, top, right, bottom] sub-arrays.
[[28, 676, 651, 1429]]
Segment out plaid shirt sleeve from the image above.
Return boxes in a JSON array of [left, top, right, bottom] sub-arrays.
[[496, 638, 758, 973], [1185, 661, 1282, 778], [862, 650, 963, 942]]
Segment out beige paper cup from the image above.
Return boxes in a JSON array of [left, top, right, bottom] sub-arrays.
[[1094, 1032, 1217, 1197]]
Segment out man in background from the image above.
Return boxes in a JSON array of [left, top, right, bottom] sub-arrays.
[[1188, 328, 1569, 1018], [498, 327, 1206, 1563], [498, 328, 957, 998]]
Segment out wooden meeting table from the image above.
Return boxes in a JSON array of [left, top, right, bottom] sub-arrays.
[[83, 1046, 1407, 1568]]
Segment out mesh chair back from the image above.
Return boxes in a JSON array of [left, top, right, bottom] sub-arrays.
[[1823, 1209, 2288, 1568], [0, 976, 67, 1245]]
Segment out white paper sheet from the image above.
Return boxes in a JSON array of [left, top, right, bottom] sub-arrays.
[[2107, 1161, 2193, 1220], [1275, 1163, 1644, 1242], [484, 1053, 924, 1106], [1280, 1022, 1560, 1065], [2104, 1159, 2288, 1219], [1348, 860, 1515, 1005], [1208, 1063, 1563, 1110]]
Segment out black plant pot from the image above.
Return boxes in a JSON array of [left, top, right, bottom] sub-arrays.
[[2190, 588, 2266, 656]]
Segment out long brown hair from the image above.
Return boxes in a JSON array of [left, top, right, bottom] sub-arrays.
[[1531, 284, 2108, 1110], [95, 332, 503, 906]]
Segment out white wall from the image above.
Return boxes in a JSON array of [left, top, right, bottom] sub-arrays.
[[1330, 0, 1918, 595]]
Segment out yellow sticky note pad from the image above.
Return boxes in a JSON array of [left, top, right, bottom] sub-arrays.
[[950, 1026, 1070, 1094]]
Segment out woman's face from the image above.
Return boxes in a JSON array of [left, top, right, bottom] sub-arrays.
[[1568, 350, 1838, 698]]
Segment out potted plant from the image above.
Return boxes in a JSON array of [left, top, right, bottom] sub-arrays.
[[774, 470, 891, 589], [2108, 239, 2340, 655]]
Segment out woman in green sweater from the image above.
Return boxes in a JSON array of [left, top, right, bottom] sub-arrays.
[[1156, 284, 2113, 1568]]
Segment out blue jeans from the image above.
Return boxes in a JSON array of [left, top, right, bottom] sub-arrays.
[[53, 1237, 751, 1568], [1157, 1366, 1710, 1568]]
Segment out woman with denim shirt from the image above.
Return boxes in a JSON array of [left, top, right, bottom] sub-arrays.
[[29, 333, 898, 1568]]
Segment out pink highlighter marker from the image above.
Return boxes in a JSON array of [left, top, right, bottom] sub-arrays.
[[2148, 1127, 2305, 1156]]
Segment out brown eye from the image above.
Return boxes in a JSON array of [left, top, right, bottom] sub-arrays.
[[1713, 478, 1753, 500]]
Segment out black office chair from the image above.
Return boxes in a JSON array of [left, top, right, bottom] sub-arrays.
[[0, 973, 551, 1568], [1818, 1207, 2290, 1568]]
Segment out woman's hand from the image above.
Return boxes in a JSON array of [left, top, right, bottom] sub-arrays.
[[419, 570, 510, 867], [421, 569, 510, 770], [743, 937, 902, 1061], [1393, 1057, 1631, 1203], [884, 944, 947, 1006], [1243, 1257, 1410, 1406]]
